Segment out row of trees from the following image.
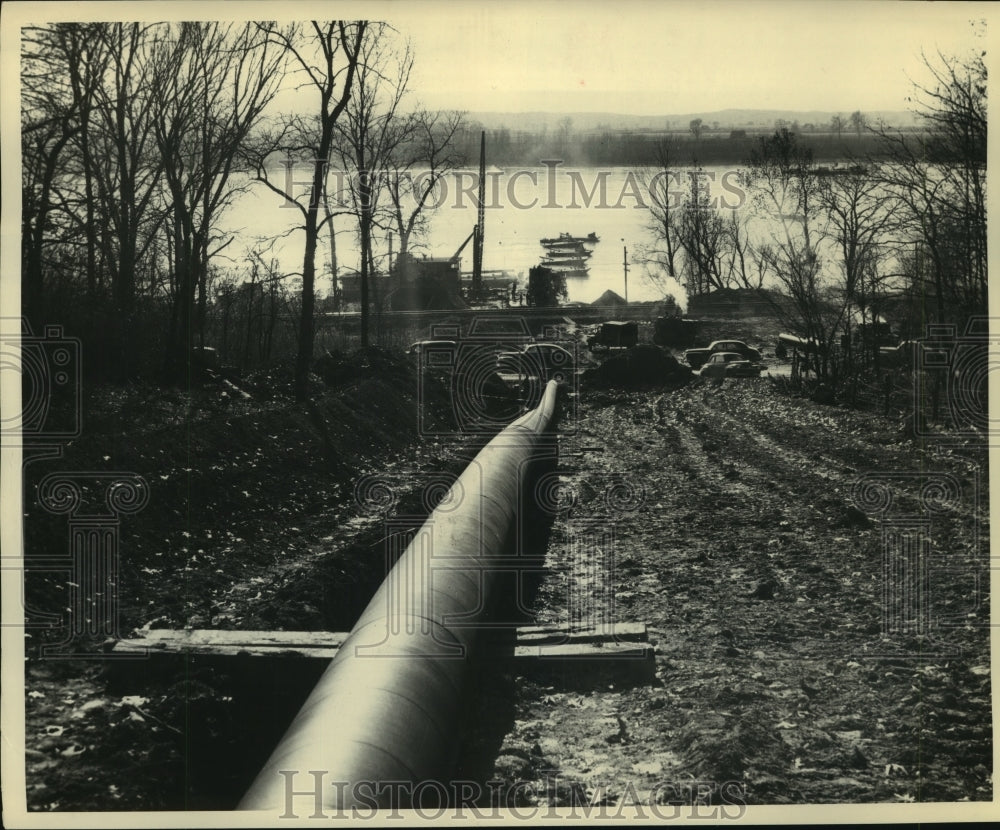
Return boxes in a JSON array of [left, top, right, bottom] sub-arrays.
[[22, 23, 288, 378], [828, 111, 869, 138], [22, 21, 467, 398], [693, 111, 869, 139], [21, 24, 985, 396], [450, 123, 890, 167], [641, 48, 986, 382]]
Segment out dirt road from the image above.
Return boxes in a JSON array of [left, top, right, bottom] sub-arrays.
[[476, 379, 990, 806]]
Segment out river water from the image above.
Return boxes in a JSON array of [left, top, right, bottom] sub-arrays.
[[220, 164, 756, 306]]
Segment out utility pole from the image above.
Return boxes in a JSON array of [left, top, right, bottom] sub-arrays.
[[472, 131, 486, 299], [622, 241, 629, 303]]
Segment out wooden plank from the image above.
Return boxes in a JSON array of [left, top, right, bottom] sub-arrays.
[[514, 621, 647, 645], [113, 630, 347, 660], [514, 641, 654, 663], [110, 622, 648, 660], [136, 629, 352, 648]]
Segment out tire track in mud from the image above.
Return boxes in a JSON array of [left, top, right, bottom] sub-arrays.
[[661, 387, 985, 645], [488, 389, 826, 807], [484, 382, 990, 807], [665, 384, 986, 533], [648, 388, 885, 653]]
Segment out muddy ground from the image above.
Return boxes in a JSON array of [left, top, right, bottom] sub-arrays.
[[20, 339, 991, 811], [466, 381, 990, 807]]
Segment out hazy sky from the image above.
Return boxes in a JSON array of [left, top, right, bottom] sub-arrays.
[[388, 0, 989, 115], [7, 0, 992, 116]]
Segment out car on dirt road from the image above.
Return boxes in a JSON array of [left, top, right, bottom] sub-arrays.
[[699, 351, 762, 380], [496, 342, 575, 381], [684, 339, 762, 369]]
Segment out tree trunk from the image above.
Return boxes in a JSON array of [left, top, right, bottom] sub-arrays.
[[264, 281, 278, 360], [220, 295, 231, 363], [359, 168, 371, 348], [243, 275, 256, 366], [328, 215, 340, 311], [169, 209, 196, 382], [296, 209, 319, 401], [196, 234, 208, 350]]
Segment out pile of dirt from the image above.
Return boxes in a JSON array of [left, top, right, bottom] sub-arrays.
[[312, 347, 413, 389], [21, 347, 487, 643], [591, 289, 628, 308], [583, 345, 693, 389]]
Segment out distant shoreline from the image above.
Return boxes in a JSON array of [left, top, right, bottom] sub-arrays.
[[450, 129, 896, 167]]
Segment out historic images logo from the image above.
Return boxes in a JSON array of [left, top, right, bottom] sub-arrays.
[[280, 160, 749, 213]]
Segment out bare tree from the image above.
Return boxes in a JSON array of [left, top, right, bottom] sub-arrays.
[[849, 110, 867, 136], [244, 21, 366, 400], [876, 47, 987, 323], [641, 142, 763, 299], [20, 24, 84, 324], [150, 22, 285, 375], [638, 138, 683, 287], [830, 114, 846, 140], [384, 109, 466, 263], [25, 22, 168, 340], [88, 24, 170, 318], [676, 193, 727, 295], [61, 25, 111, 304], [334, 23, 414, 346], [747, 128, 846, 380], [721, 207, 767, 291], [818, 165, 897, 370]]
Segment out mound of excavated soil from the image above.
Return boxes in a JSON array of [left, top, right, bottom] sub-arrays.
[[23, 348, 520, 642], [584, 345, 693, 389]]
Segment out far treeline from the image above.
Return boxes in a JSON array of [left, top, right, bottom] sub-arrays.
[[20, 19, 986, 411], [452, 121, 892, 167]]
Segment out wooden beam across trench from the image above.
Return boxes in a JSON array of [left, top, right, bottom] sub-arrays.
[[109, 621, 653, 670]]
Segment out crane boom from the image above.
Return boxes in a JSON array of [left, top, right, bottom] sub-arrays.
[[451, 226, 477, 263]]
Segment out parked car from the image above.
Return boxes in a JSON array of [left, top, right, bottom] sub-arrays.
[[700, 351, 762, 380], [684, 339, 762, 369], [496, 342, 575, 381]]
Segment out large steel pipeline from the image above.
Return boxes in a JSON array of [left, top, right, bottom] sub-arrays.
[[239, 380, 561, 813]]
